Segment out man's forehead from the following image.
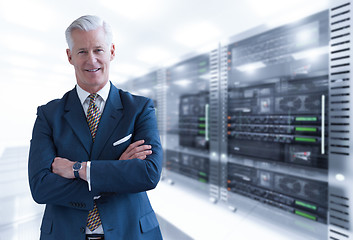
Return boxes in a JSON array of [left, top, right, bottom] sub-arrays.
[[71, 28, 108, 48]]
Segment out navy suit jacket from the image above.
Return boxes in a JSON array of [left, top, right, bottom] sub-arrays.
[[28, 83, 163, 240]]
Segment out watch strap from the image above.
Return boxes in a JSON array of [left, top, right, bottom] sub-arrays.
[[74, 169, 80, 179]]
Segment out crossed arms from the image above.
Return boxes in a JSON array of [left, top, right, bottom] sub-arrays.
[[51, 140, 152, 180]]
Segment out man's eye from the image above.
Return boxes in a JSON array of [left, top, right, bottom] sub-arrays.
[[96, 49, 104, 52], [78, 51, 87, 54]]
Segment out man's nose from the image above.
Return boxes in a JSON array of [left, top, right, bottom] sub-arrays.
[[87, 52, 98, 63]]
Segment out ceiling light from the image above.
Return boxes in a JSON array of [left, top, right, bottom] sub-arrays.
[[335, 174, 345, 181]]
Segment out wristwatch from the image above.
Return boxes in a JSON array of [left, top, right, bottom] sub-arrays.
[[72, 161, 82, 179]]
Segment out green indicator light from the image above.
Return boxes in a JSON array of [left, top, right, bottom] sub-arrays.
[[199, 124, 206, 128], [295, 137, 316, 143], [296, 117, 317, 121], [295, 201, 317, 210], [199, 172, 207, 177], [199, 117, 206, 121], [199, 178, 207, 183], [199, 61, 207, 67], [295, 210, 317, 221], [295, 127, 317, 132], [199, 130, 206, 134], [199, 68, 207, 73]]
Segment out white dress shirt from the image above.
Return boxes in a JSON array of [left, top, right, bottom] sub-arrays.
[[76, 82, 110, 234]]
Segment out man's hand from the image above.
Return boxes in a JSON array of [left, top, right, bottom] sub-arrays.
[[52, 157, 87, 180], [119, 140, 152, 160]]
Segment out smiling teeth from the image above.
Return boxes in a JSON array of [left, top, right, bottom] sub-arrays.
[[87, 68, 99, 72]]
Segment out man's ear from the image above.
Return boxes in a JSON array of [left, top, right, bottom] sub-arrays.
[[66, 49, 73, 64], [110, 43, 116, 61]]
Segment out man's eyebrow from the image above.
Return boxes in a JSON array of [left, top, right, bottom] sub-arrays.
[[76, 46, 104, 52], [77, 48, 87, 52]]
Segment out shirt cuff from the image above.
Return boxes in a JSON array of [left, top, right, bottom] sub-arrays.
[[87, 161, 91, 191]]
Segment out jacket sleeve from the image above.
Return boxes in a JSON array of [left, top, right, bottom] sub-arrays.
[[28, 106, 94, 210], [89, 98, 163, 195]]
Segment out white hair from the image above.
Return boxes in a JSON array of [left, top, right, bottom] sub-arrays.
[[65, 15, 113, 50]]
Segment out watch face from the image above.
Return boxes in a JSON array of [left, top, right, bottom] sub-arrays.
[[73, 162, 82, 171]]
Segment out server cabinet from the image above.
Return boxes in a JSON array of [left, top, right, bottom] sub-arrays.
[[163, 53, 215, 195], [328, 1, 353, 239], [220, 10, 330, 238]]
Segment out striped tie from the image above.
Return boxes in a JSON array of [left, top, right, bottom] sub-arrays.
[[86, 93, 102, 232], [87, 93, 101, 141]]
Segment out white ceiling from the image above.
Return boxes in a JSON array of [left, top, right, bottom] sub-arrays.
[[0, 0, 330, 83], [0, 0, 330, 148]]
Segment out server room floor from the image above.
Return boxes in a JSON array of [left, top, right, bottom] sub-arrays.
[[0, 146, 326, 240]]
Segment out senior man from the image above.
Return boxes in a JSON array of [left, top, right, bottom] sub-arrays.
[[28, 15, 163, 240]]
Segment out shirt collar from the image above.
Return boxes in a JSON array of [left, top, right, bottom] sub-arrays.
[[76, 81, 111, 105]]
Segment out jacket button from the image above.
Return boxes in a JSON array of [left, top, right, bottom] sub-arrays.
[[80, 227, 85, 233]]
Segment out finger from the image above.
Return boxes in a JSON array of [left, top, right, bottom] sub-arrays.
[[131, 144, 152, 154], [132, 150, 152, 159], [124, 144, 151, 159], [124, 140, 145, 154], [126, 148, 151, 159]]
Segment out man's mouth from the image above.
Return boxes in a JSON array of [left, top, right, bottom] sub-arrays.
[[86, 68, 101, 72]]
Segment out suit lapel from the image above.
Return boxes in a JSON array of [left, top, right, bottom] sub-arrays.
[[63, 88, 93, 155], [91, 84, 124, 159]]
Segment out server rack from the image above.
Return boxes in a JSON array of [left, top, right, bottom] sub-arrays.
[[328, 1, 353, 239], [126, 2, 353, 238], [162, 53, 216, 196], [220, 10, 330, 238]]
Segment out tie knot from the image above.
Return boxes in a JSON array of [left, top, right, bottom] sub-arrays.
[[88, 93, 98, 102]]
